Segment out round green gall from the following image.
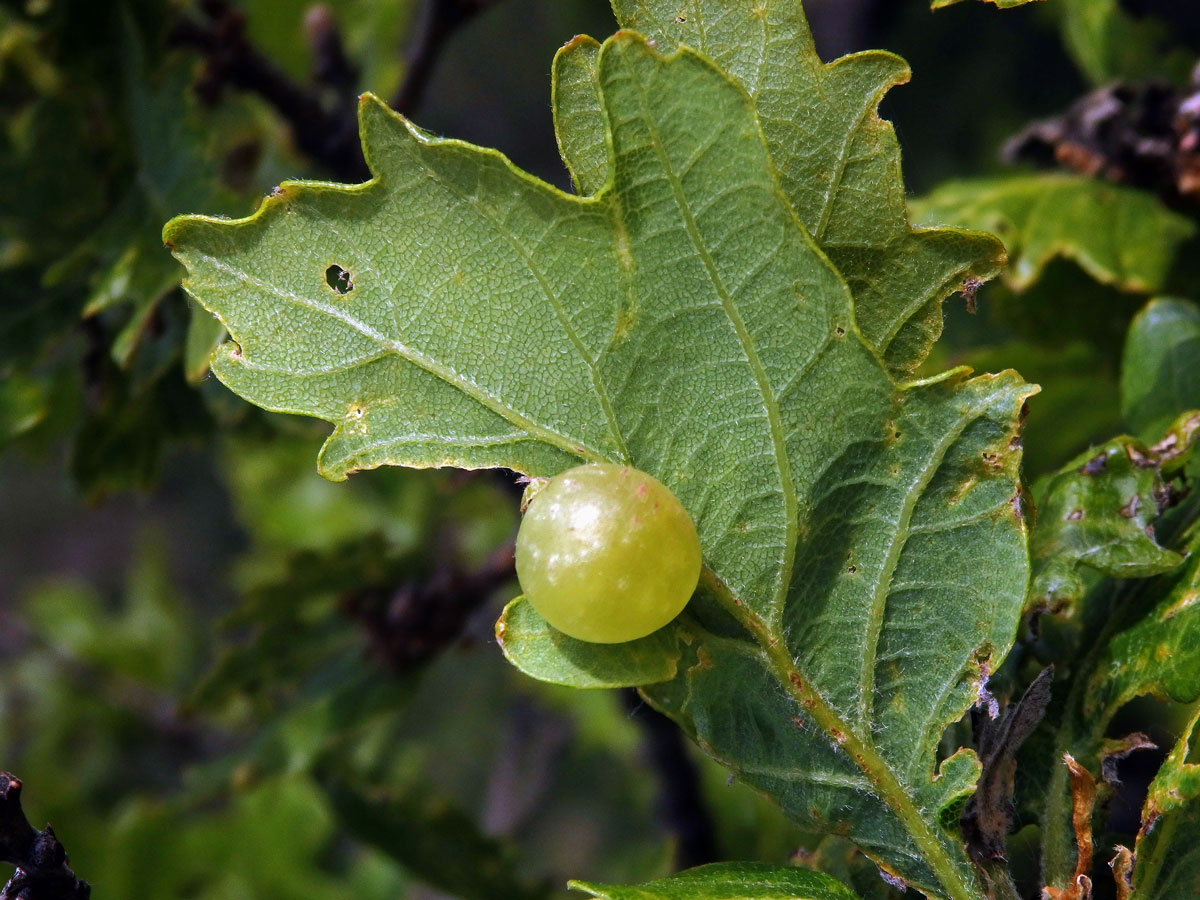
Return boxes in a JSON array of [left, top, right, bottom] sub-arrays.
[[514, 464, 702, 643]]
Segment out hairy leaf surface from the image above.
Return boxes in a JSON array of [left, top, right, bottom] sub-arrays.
[[169, 24, 1034, 900], [568, 1, 1006, 375]]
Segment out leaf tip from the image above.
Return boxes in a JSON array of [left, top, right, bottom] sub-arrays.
[[560, 33, 601, 53], [160, 214, 194, 252]]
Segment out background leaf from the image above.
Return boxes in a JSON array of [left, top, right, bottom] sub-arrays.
[[1059, 0, 1193, 85], [911, 175, 1195, 293], [570, 862, 862, 900], [323, 776, 550, 900], [1129, 705, 1200, 899], [1121, 298, 1200, 442], [1026, 414, 1200, 617], [1037, 503, 1200, 889]]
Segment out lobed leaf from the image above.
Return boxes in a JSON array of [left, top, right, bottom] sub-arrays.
[[168, 21, 1036, 900], [912, 175, 1195, 293], [963, 340, 1121, 478], [570, 862, 862, 900], [576, 1, 1006, 375]]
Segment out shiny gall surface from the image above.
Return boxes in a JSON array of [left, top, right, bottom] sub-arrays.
[[514, 464, 702, 643]]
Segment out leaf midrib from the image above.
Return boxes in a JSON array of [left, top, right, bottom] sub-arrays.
[[616, 42, 799, 622], [698, 568, 976, 900], [811, 78, 881, 244]]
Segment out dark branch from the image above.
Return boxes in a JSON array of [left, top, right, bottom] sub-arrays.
[[391, 0, 505, 115], [0, 774, 90, 900], [169, 0, 366, 181], [304, 4, 359, 100], [621, 691, 719, 870], [1005, 62, 1200, 206], [341, 542, 516, 673]]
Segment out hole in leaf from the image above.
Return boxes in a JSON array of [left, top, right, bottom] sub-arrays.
[[326, 264, 354, 294]]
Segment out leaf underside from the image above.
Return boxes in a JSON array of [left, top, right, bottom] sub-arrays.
[[167, 10, 1034, 899], [590, 2, 1006, 377]]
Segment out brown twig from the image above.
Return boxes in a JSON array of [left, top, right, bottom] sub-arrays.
[[962, 666, 1055, 863], [621, 691, 719, 870], [0, 774, 90, 900], [341, 542, 516, 673], [169, 0, 366, 181], [391, 0, 505, 115]]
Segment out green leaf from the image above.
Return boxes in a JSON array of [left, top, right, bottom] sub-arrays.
[[184, 300, 227, 383], [69, 364, 214, 497], [73, 13, 211, 367], [1087, 544, 1200, 716], [597, 1, 1006, 375], [962, 340, 1120, 477], [570, 862, 862, 900], [23, 542, 195, 690], [168, 29, 1036, 900], [911, 175, 1195, 293], [1027, 413, 1200, 617], [497, 597, 680, 689], [0, 370, 48, 446], [189, 536, 402, 713], [1038, 509, 1200, 888], [1059, 0, 1192, 85], [552, 35, 608, 197], [637, 374, 1030, 899], [1122, 299, 1200, 442], [1130, 705, 1200, 899]]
